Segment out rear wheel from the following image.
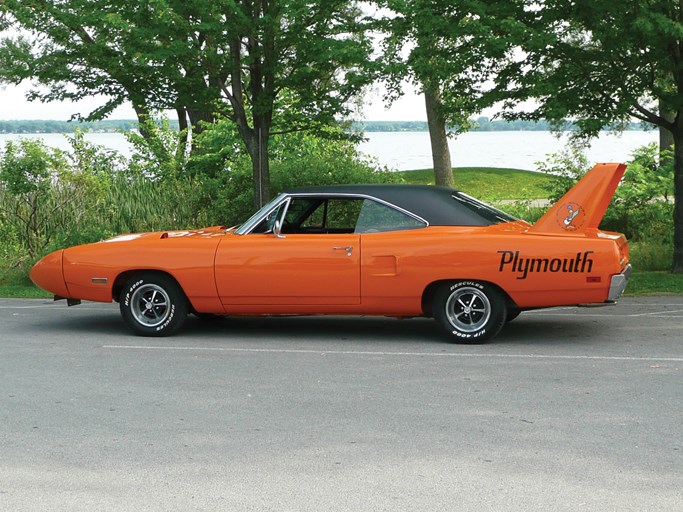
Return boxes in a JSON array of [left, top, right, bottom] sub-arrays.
[[433, 281, 507, 343], [119, 273, 188, 336]]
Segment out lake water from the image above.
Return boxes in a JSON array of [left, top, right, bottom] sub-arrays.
[[0, 130, 659, 171]]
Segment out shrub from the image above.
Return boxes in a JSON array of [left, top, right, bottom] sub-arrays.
[[191, 128, 401, 226], [630, 241, 672, 271], [535, 143, 591, 203], [493, 200, 546, 224], [536, 142, 674, 244], [0, 134, 212, 280], [0, 138, 71, 265]]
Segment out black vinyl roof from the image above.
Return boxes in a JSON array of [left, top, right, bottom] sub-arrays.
[[285, 184, 517, 226]]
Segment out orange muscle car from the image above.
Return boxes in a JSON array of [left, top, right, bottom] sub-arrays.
[[30, 163, 631, 343]]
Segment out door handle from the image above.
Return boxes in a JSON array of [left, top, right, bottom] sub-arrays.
[[333, 246, 353, 256]]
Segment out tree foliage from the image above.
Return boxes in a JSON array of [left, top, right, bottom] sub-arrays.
[[0, 0, 376, 206], [376, 0, 525, 186], [495, 0, 683, 272]]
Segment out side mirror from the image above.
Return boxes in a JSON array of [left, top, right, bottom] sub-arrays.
[[273, 220, 286, 238]]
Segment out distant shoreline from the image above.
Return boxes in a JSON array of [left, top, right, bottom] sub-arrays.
[[0, 119, 649, 134], [1, 129, 658, 171]]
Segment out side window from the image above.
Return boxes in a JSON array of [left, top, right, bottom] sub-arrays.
[[285, 198, 319, 227], [326, 199, 363, 230], [355, 199, 426, 233], [299, 202, 326, 230], [296, 198, 363, 233]]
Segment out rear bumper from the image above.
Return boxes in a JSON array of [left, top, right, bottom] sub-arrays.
[[607, 264, 632, 301]]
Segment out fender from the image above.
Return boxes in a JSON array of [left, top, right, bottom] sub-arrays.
[[529, 163, 627, 235]]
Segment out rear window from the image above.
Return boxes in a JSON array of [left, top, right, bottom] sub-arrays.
[[452, 192, 519, 224]]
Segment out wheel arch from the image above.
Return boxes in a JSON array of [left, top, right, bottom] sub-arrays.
[[421, 279, 518, 317]]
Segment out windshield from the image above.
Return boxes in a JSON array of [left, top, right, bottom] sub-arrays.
[[235, 194, 287, 235]]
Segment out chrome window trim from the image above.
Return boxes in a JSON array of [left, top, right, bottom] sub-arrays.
[[235, 194, 289, 235], [236, 192, 429, 235]]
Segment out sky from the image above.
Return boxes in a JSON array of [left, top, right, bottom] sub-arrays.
[[0, 82, 430, 122]]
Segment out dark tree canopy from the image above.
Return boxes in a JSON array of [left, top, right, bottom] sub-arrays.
[[0, 0, 376, 206], [493, 0, 683, 272], [377, 0, 526, 186]]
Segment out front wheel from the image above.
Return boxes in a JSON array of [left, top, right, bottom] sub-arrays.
[[119, 273, 189, 336], [433, 281, 507, 344]]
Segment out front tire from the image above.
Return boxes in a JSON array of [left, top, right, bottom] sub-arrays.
[[119, 273, 188, 336], [433, 281, 507, 344]]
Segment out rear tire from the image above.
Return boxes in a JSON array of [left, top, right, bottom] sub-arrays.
[[433, 281, 507, 343], [119, 273, 188, 336]]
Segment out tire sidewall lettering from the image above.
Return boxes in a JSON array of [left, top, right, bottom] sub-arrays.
[[123, 279, 144, 307], [449, 281, 483, 293], [451, 328, 486, 338], [156, 304, 176, 332]]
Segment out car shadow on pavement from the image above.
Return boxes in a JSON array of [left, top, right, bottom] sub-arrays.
[[497, 315, 612, 345], [184, 315, 442, 344], [183, 313, 607, 347], [25, 303, 614, 347]]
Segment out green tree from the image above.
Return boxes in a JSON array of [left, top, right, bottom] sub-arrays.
[[495, 0, 683, 272], [0, 0, 375, 207], [194, 1, 375, 207], [377, 0, 524, 187]]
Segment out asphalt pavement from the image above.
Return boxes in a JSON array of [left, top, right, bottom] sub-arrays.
[[1, 296, 682, 511]]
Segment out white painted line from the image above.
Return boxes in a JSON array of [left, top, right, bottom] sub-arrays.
[[102, 345, 683, 363], [624, 308, 683, 317], [528, 309, 683, 318], [0, 305, 109, 310], [0, 305, 64, 309]]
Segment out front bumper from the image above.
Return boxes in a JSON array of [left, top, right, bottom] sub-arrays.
[[608, 264, 632, 301]]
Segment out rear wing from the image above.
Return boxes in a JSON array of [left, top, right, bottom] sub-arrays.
[[529, 163, 626, 235]]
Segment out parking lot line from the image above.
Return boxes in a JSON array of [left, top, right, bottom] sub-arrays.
[[527, 308, 683, 318], [102, 344, 683, 363]]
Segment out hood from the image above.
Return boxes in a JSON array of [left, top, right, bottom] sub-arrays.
[[103, 226, 228, 243]]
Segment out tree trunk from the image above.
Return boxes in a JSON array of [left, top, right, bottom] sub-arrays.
[[659, 100, 675, 167], [133, 104, 154, 140], [133, 103, 172, 163], [672, 127, 683, 273], [187, 108, 215, 135], [242, 123, 271, 210], [175, 107, 189, 165], [424, 87, 455, 188], [252, 129, 270, 210]]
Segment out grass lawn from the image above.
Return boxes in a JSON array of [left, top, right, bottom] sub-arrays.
[[397, 166, 552, 200], [625, 271, 683, 296], [0, 281, 51, 299]]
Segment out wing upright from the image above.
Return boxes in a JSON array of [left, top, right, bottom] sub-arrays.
[[529, 163, 627, 235]]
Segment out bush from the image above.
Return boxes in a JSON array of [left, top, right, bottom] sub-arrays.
[[191, 128, 401, 226], [602, 144, 674, 244], [0, 133, 212, 281], [0, 219, 26, 284], [630, 241, 672, 271], [535, 143, 591, 203], [493, 200, 546, 224], [0, 138, 72, 266], [537, 142, 674, 242]]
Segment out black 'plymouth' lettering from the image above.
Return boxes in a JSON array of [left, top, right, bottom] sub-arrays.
[[498, 250, 594, 280]]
